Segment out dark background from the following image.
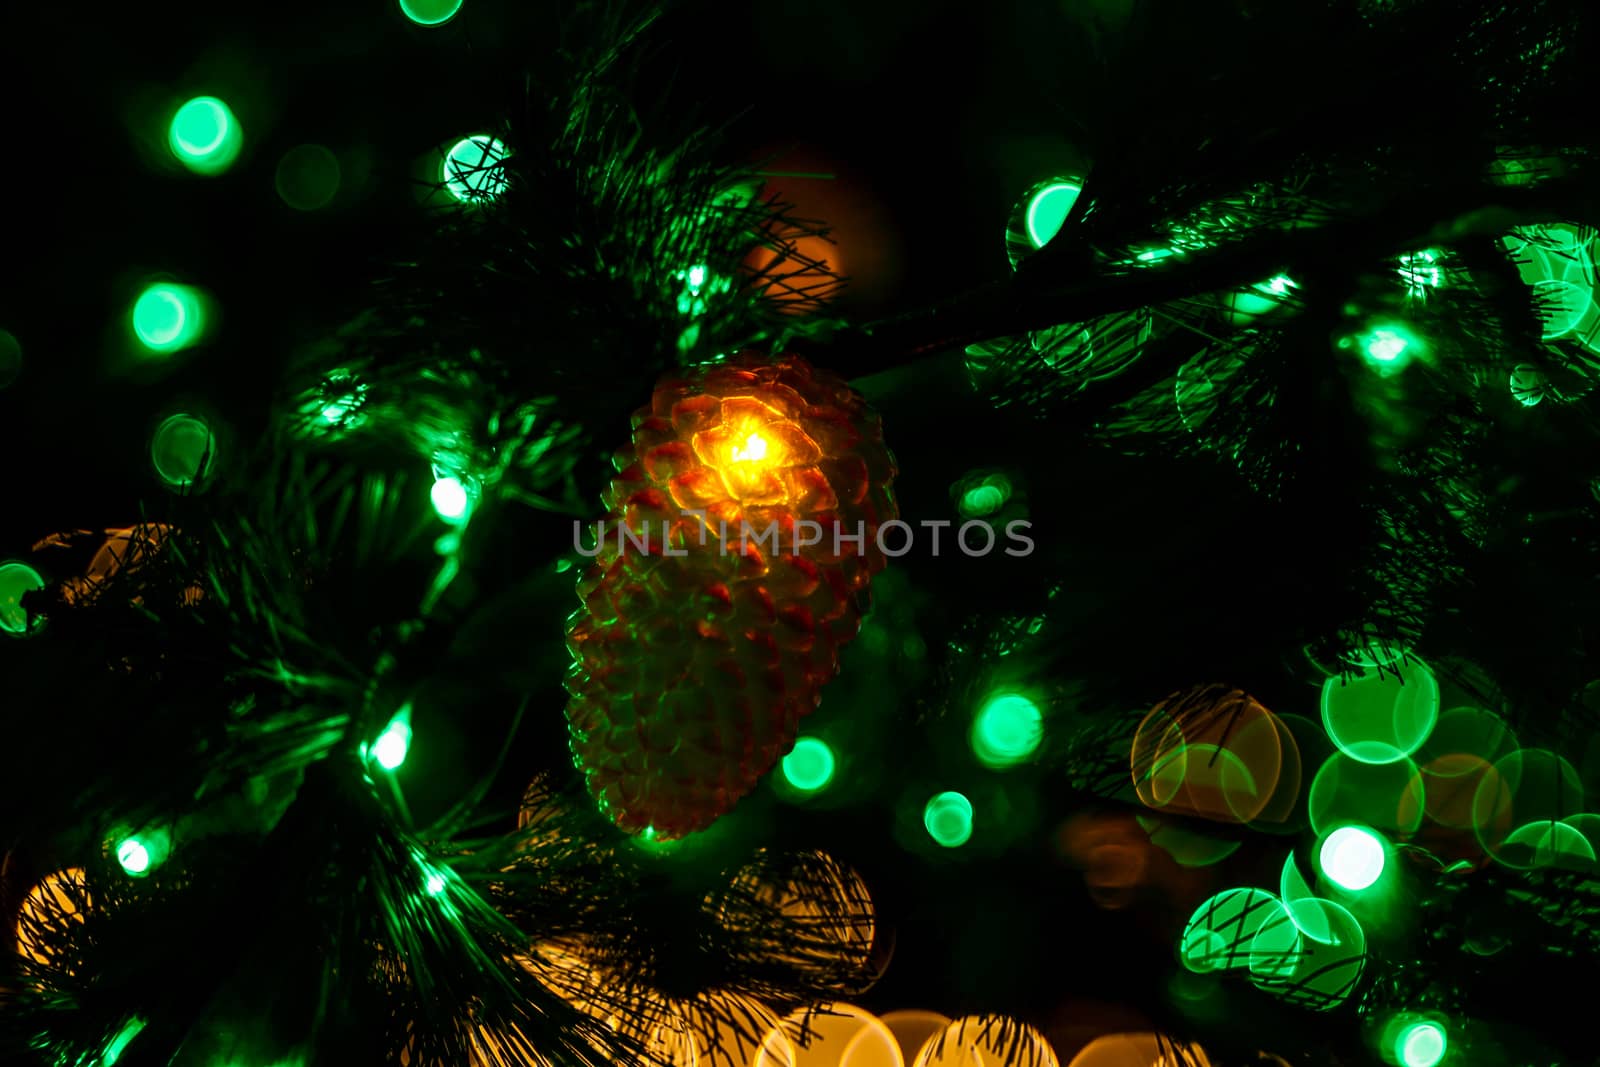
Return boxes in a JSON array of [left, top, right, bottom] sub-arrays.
[[0, 1, 1334, 1062]]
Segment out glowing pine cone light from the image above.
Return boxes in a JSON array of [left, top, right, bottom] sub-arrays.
[[565, 353, 897, 839]]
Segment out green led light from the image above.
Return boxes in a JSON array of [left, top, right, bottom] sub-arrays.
[[275, 144, 341, 211], [971, 693, 1043, 768], [1396, 1022, 1446, 1067], [131, 283, 204, 353], [1367, 330, 1407, 363], [1320, 658, 1438, 765], [117, 839, 149, 873], [399, 0, 464, 25], [781, 737, 836, 793], [1226, 275, 1299, 323], [0, 561, 46, 637], [114, 829, 170, 878], [958, 473, 1012, 518], [168, 96, 242, 175], [424, 871, 447, 895], [1398, 249, 1443, 296], [1318, 825, 1386, 891], [430, 475, 471, 522], [674, 264, 730, 317], [372, 707, 413, 771], [1024, 182, 1081, 249], [923, 791, 974, 848], [1350, 323, 1420, 374], [961, 484, 1005, 516], [442, 135, 509, 203], [150, 414, 215, 489]]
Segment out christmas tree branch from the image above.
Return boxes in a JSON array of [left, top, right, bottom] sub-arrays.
[[809, 178, 1600, 381]]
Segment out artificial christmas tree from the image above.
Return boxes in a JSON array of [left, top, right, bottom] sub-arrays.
[[5, 1, 1600, 1065]]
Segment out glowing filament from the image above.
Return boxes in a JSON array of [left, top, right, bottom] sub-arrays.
[[730, 433, 769, 464]]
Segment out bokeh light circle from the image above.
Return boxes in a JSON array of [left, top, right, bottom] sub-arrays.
[[923, 792, 974, 848], [150, 413, 216, 489], [876, 1012, 949, 1067], [1320, 659, 1439, 765], [116, 839, 150, 875], [399, 0, 465, 25], [1006, 175, 1085, 270], [1530, 279, 1592, 339], [275, 144, 342, 211], [132, 283, 205, 353], [1396, 1022, 1446, 1067], [971, 694, 1043, 768], [1133, 686, 1292, 825], [1025, 182, 1082, 249], [1503, 821, 1595, 871], [168, 96, 242, 175], [683, 992, 793, 1067], [0, 561, 47, 637], [1066, 1034, 1212, 1067], [1179, 887, 1288, 974], [1308, 753, 1423, 838], [914, 1016, 1058, 1067], [430, 476, 470, 521], [781, 737, 836, 793], [442, 135, 510, 203], [1473, 748, 1585, 867], [761, 1004, 900, 1067], [1249, 897, 1366, 1011], [1317, 826, 1386, 891], [1416, 705, 1518, 769]]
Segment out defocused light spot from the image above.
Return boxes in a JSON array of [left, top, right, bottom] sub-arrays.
[[399, 0, 464, 25], [971, 693, 1043, 768], [169, 96, 242, 175], [1025, 181, 1081, 249], [275, 144, 342, 211], [442, 135, 509, 203], [924, 792, 974, 848], [1318, 826, 1386, 891], [150, 413, 215, 488], [132, 283, 205, 353], [781, 737, 836, 793]]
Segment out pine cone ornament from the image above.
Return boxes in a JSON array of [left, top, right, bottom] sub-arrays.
[[565, 353, 898, 838]]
